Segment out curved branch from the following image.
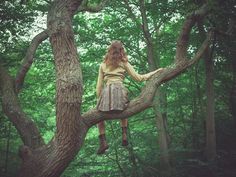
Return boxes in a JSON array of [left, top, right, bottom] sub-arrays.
[[175, 4, 209, 63], [15, 30, 49, 93], [0, 64, 45, 149], [77, 0, 108, 13]]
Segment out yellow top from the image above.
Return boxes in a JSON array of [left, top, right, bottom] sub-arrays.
[[96, 61, 162, 97]]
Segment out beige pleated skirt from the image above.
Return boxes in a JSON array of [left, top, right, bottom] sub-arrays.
[[97, 83, 129, 112]]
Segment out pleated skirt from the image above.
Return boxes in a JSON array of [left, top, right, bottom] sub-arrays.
[[97, 83, 129, 112]]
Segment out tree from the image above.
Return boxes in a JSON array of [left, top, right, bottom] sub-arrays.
[[0, 1, 212, 177]]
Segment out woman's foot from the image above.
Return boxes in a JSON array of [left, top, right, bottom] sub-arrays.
[[97, 134, 109, 154]]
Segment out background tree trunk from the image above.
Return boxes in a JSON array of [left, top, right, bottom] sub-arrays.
[[198, 23, 216, 161], [139, 0, 171, 173], [205, 45, 216, 161]]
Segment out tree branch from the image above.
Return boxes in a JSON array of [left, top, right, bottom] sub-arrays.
[[15, 30, 49, 93], [0, 64, 45, 149], [77, 0, 108, 13], [175, 4, 208, 63]]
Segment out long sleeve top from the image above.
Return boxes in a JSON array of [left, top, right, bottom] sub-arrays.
[[96, 62, 160, 97], [96, 62, 159, 97]]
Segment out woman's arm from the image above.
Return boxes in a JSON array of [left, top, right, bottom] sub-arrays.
[[96, 64, 104, 98], [124, 62, 163, 82]]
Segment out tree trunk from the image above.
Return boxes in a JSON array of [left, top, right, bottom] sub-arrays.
[[18, 1, 89, 177], [198, 23, 216, 161], [204, 46, 216, 161], [153, 90, 171, 172]]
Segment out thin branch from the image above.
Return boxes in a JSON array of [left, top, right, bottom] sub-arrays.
[[15, 30, 49, 93], [77, 0, 108, 13]]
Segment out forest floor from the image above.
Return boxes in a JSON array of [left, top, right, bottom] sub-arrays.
[[174, 150, 236, 177]]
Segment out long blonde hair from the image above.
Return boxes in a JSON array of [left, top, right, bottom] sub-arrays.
[[104, 40, 128, 68]]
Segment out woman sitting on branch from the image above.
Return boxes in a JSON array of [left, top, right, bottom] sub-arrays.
[[96, 40, 164, 154]]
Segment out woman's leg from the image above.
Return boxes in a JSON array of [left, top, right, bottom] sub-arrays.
[[120, 119, 128, 146], [97, 121, 109, 154], [98, 121, 106, 135]]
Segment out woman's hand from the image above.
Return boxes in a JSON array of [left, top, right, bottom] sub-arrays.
[[155, 68, 165, 74]]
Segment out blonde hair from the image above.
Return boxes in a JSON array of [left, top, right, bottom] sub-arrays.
[[104, 40, 128, 68]]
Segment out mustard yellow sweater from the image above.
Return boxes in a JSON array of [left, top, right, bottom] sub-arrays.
[[96, 62, 161, 97]]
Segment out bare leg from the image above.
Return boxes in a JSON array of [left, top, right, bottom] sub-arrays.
[[98, 121, 105, 135], [120, 119, 128, 128], [120, 119, 128, 146], [97, 121, 109, 154]]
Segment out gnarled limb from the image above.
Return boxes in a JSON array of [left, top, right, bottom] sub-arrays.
[[175, 4, 208, 63], [15, 30, 49, 93], [0, 64, 44, 149], [77, 0, 108, 13]]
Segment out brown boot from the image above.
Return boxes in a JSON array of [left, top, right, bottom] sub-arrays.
[[122, 127, 128, 146], [97, 134, 109, 154]]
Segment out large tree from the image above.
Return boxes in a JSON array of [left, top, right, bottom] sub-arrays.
[[0, 0, 212, 176]]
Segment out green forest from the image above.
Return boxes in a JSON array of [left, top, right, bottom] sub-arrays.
[[0, 0, 235, 177]]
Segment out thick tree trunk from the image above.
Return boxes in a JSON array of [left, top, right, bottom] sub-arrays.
[[18, 1, 89, 177]]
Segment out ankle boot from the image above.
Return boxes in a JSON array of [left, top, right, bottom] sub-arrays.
[[122, 127, 128, 146], [97, 134, 109, 154]]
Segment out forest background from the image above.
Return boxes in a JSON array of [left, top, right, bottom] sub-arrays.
[[0, 0, 235, 177]]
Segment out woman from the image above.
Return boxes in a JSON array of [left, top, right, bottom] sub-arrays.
[[96, 40, 163, 154]]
